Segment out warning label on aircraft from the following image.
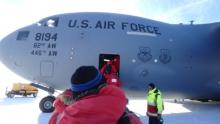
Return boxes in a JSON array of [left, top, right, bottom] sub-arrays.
[[67, 19, 161, 35]]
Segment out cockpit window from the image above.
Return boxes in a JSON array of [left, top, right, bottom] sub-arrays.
[[16, 31, 30, 41], [37, 17, 59, 28]]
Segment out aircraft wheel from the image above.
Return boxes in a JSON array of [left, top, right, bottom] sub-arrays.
[[174, 99, 177, 103], [212, 99, 220, 102], [39, 96, 55, 113], [198, 99, 209, 102]]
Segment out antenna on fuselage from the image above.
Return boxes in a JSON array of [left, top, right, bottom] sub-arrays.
[[190, 20, 194, 25]]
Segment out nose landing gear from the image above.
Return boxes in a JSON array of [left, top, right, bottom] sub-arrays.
[[39, 96, 56, 113], [31, 83, 56, 113]]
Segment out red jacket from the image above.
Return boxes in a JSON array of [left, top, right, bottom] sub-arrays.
[[100, 61, 122, 87], [49, 98, 68, 124], [57, 85, 127, 124], [128, 112, 143, 124], [100, 61, 118, 75], [104, 74, 122, 87]]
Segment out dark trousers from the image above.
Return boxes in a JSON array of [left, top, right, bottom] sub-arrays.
[[149, 116, 159, 124]]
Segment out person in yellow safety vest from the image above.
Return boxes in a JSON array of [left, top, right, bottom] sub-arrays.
[[146, 83, 164, 124]]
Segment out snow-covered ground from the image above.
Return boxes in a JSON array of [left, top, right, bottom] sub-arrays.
[[129, 99, 220, 124], [0, 62, 220, 124], [0, 92, 219, 124]]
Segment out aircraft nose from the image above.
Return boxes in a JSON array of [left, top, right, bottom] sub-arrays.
[[0, 38, 6, 63], [0, 36, 10, 64], [0, 32, 19, 68], [0, 40, 1, 55]]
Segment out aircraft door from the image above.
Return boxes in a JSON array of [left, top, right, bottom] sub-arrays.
[[99, 54, 121, 87], [40, 61, 54, 77]]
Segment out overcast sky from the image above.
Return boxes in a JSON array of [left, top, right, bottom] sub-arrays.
[[1, 0, 220, 39]]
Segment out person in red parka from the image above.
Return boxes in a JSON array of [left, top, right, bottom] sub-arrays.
[[118, 110, 143, 124], [49, 66, 127, 124], [117, 99, 143, 124], [100, 59, 122, 87], [49, 89, 73, 124]]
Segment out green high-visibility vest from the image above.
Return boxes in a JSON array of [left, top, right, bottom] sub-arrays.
[[147, 88, 164, 114]]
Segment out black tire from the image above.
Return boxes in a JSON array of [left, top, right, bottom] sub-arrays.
[[23, 90, 27, 97], [33, 93, 37, 98], [198, 99, 209, 102], [7, 92, 14, 98], [212, 99, 220, 102], [39, 96, 55, 113]]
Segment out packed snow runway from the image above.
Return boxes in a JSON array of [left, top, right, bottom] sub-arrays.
[[0, 91, 219, 124], [0, 62, 220, 124]]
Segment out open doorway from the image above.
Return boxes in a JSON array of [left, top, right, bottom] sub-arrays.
[[99, 54, 120, 77]]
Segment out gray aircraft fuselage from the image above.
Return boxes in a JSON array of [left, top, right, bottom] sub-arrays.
[[0, 12, 220, 100]]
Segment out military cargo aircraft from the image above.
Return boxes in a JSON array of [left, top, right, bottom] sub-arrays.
[[0, 12, 219, 112]]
